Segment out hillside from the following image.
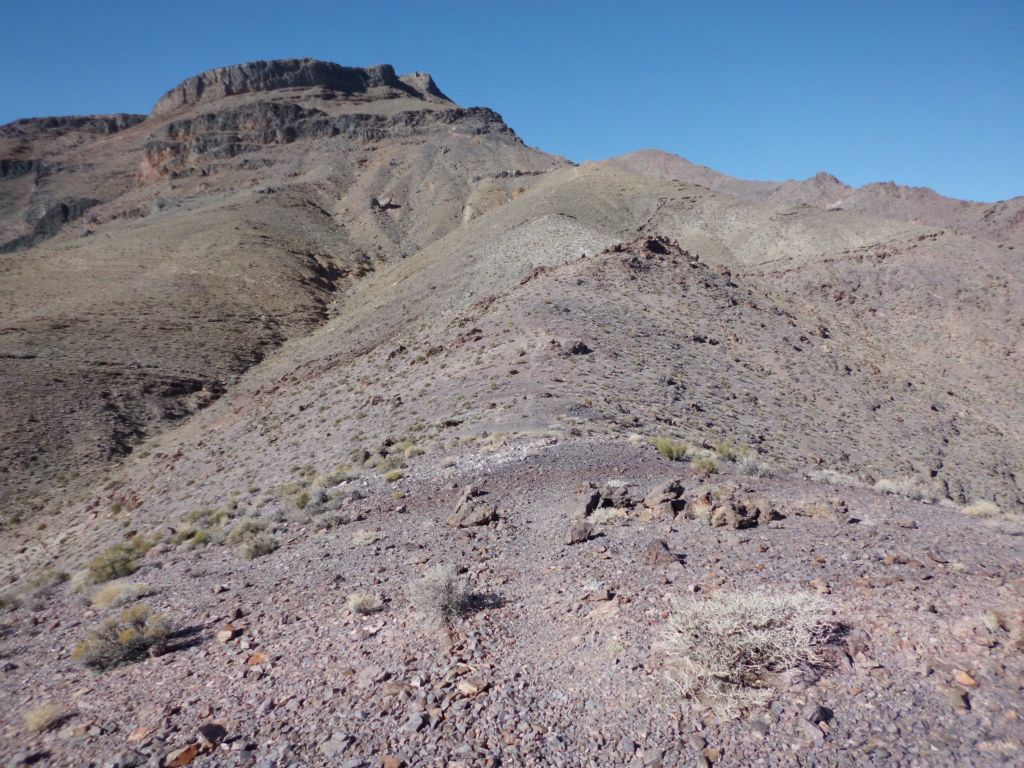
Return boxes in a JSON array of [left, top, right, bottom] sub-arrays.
[[0, 60, 1022, 767], [604, 149, 1024, 246]]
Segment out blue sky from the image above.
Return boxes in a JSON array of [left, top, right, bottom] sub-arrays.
[[2, 1, 1021, 202]]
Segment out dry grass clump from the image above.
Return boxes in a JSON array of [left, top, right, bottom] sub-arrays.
[[91, 580, 154, 610], [72, 604, 170, 670], [226, 516, 280, 559], [352, 528, 385, 546], [963, 499, 999, 518], [347, 592, 384, 615], [236, 533, 280, 560], [808, 468, 866, 488], [873, 476, 947, 504], [86, 535, 154, 584], [691, 454, 720, 474], [384, 469, 404, 482], [661, 590, 831, 720], [650, 437, 690, 461], [24, 703, 62, 732], [407, 566, 473, 624]]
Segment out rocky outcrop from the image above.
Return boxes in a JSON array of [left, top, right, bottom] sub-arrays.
[[151, 59, 450, 116], [141, 104, 516, 179], [0, 197, 100, 253], [0, 114, 146, 139]]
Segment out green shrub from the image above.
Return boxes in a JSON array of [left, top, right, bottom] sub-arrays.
[[692, 455, 720, 474], [87, 536, 153, 584], [714, 440, 740, 461], [651, 437, 690, 461], [72, 604, 170, 670]]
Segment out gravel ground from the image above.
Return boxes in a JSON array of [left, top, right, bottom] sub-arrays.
[[2, 438, 1021, 767]]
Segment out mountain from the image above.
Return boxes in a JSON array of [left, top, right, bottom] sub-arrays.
[[603, 148, 1024, 245], [1, 60, 1022, 767]]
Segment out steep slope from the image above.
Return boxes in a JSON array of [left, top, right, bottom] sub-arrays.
[[605, 149, 1024, 245], [0, 59, 567, 520]]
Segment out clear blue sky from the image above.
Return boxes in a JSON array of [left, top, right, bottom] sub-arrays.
[[2, 0, 1022, 202]]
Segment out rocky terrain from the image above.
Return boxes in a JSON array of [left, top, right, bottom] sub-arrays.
[[0, 59, 1021, 767]]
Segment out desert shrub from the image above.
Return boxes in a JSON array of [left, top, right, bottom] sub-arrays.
[[352, 528, 384, 547], [407, 566, 473, 624], [236, 533, 279, 560], [347, 592, 384, 615], [72, 604, 170, 670], [808, 469, 865, 487], [714, 440, 740, 461], [873, 476, 946, 504], [295, 491, 310, 510], [692, 455, 720, 474], [384, 469, 404, 482], [184, 508, 228, 527], [226, 516, 267, 545], [962, 500, 1015, 519], [87, 536, 153, 584], [732, 454, 775, 478], [0, 591, 20, 612], [651, 437, 690, 461], [91, 580, 154, 610], [24, 703, 61, 732], [226, 517, 278, 559], [661, 590, 831, 720], [25, 568, 69, 593]]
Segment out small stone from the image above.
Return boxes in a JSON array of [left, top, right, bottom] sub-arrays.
[[163, 744, 200, 767], [404, 712, 427, 733], [802, 704, 833, 724], [197, 723, 227, 747], [319, 733, 351, 758], [215, 625, 241, 643], [246, 652, 270, 666], [565, 518, 594, 545], [953, 669, 978, 687], [702, 746, 721, 763], [381, 757, 405, 768], [127, 727, 153, 744], [456, 677, 488, 696], [947, 688, 971, 711]]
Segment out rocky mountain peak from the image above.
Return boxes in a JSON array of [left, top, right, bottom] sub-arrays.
[[151, 58, 451, 116]]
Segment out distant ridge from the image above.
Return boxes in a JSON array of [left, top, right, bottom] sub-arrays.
[[604, 148, 1024, 245]]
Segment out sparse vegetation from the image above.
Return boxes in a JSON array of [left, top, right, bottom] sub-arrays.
[[352, 528, 385, 546], [808, 469, 866, 488], [226, 516, 279, 559], [650, 436, 689, 461], [91, 580, 154, 610], [384, 469, 404, 482], [86, 535, 154, 584], [72, 604, 170, 670], [347, 592, 384, 615], [873, 476, 947, 504], [661, 590, 831, 719], [236, 533, 280, 560], [407, 565, 473, 624], [962, 499, 1013, 519], [692, 455, 720, 474], [24, 703, 62, 732]]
